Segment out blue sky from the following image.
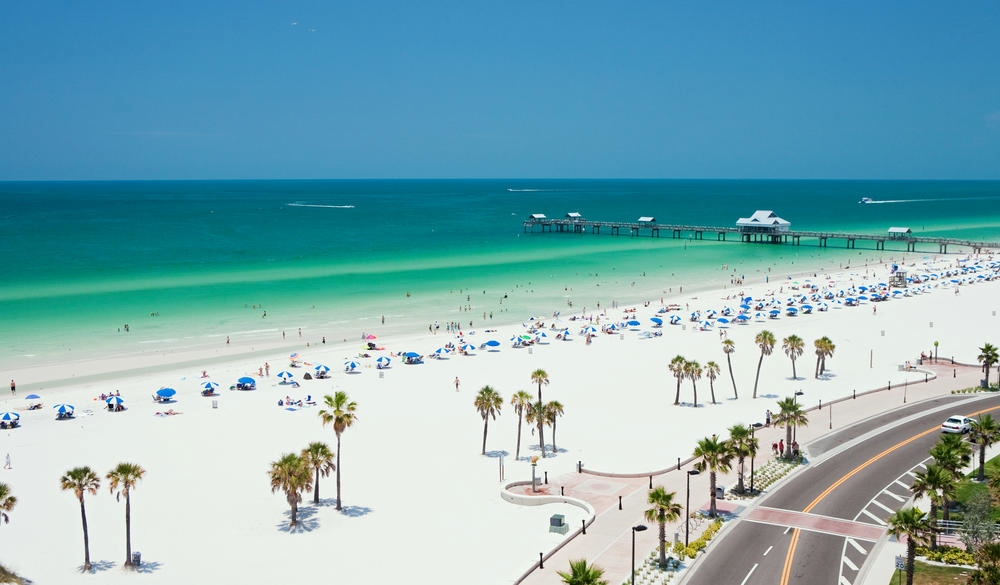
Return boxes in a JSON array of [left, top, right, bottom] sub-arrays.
[[2, 1, 998, 180]]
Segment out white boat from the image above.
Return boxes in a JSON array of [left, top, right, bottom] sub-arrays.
[[859, 197, 873, 204]]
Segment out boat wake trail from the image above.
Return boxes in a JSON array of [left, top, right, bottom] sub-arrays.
[[866, 196, 1000, 205], [288, 202, 356, 209]]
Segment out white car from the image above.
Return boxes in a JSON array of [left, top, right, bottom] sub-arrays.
[[941, 415, 973, 434]]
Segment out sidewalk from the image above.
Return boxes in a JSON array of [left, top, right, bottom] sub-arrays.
[[516, 362, 987, 585]]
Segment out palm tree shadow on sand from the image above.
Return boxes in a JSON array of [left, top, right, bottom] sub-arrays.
[[485, 450, 509, 459], [135, 560, 163, 574], [85, 560, 116, 573], [527, 443, 567, 456], [275, 506, 320, 533], [340, 505, 373, 518]]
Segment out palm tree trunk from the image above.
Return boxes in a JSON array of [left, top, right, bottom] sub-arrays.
[[727, 356, 738, 399], [785, 425, 793, 459], [658, 519, 667, 567], [753, 355, 764, 398], [124, 493, 133, 567], [691, 381, 698, 408], [314, 468, 321, 504], [515, 413, 523, 461], [709, 379, 716, 404], [815, 355, 821, 378], [674, 378, 681, 405], [79, 497, 92, 571], [906, 538, 916, 585], [552, 419, 558, 452], [736, 457, 745, 494], [537, 386, 546, 458], [335, 434, 343, 511], [791, 357, 797, 380], [942, 495, 950, 522], [290, 496, 298, 526], [709, 471, 717, 517], [482, 418, 489, 455], [980, 443, 988, 481], [929, 500, 938, 550]]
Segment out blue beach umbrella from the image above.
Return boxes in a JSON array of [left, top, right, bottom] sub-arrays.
[[627, 320, 641, 327], [404, 351, 421, 358], [276, 371, 294, 381], [237, 377, 255, 387], [156, 388, 177, 399], [376, 356, 391, 367], [344, 361, 359, 371], [650, 317, 663, 325], [313, 364, 330, 375], [786, 307, 798, 314], [669, 315, 682, 324], [717, 317, 730, 324], [105, 395, 124, 406], [483, 340, 501, 348], [433, 347, 450, 356], [460, 343, 476, 352], [53, 403, 75, 414], [201, 381, 220, 391], [736, 314, 750, 322], [0, 412, 20, 422], [24, 394, 41, 400]]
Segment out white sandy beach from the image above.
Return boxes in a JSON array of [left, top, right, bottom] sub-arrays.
[[2, 254, 999, 584]]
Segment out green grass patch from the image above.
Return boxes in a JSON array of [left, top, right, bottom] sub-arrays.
[[950, 451, 1000, 522], [886, 560, 972, 585]]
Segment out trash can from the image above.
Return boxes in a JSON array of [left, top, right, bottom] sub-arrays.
[[131, 551, 141, 566], [715, 486, 725, 499], [549, 514, 568, 534], [212, 399, 218, 409]]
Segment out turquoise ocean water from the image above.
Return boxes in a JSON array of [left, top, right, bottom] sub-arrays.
[[1, 179, 999, 369]]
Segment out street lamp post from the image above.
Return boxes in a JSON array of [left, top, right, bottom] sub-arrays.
[[631, 524, 647, 585], [685, 470, 700, 546], [749, 424, 756, 494]]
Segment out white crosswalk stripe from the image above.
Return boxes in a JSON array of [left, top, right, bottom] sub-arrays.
[[846, 538, 868, 555], [862, 509, 887, 525]]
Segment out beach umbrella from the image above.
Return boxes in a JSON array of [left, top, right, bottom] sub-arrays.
[[650, 317, 663, 325], [365, 334, 377, 340], [483, 339, 501, 348], [313, 364, 330, 375], [460, 343, 476, 352], [276, 371, 294, 381], [857, 295, 868, 301], [376, 356, 391, 367], [156, 388, 177, 399], [53, 403, 75, 414], [289, 352, 301, 361], [344, 361, 359, 371], [433, 347, 450, 356], [717, 317, 730, 325], [201, 381, 220, 391], [105, 395, 124, 406], [700, 320, 713, 328], [24, 394, 41, 400], [0, 412, 19, 422], [627, 320, 641, 327], [786, 307, 798, 314], [237, 377, 256, 387], [404, 351, 421, 358], [739, 304, 751, 311], [669, 315, 682, 324], [736, 314, 750, 323]]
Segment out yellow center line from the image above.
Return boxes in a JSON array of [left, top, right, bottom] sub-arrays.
[[777, 403, 1000, 585]]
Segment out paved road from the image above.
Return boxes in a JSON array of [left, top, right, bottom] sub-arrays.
[[684, 393, 1000, 585]]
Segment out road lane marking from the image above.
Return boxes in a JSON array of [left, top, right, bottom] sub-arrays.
[[882, 490, 905, 502], [843, 555, 859, 571], [861, 509, 887, 525], [893, 479, 910, 490], [740, 563, 758, 585], [846, 537, 867, 555], [781, 529, 800, 585], [839, 576, 853, 585], [763, 545, 773, 556], [871, 499, 895, 514]]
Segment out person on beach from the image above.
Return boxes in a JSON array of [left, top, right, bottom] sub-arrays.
[[4, 453, 10, 469], [265, 363, 270, 376], [9, 379, 14, 396], [454, 377, 460, 392]]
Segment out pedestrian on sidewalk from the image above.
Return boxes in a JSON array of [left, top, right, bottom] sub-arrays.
[[779, 439, 785, 457]]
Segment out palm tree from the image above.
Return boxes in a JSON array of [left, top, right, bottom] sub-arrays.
[[693, 435, 733, 517], [773, 397, 808, 459], [930, 434, 972, 520], [782, 334, 804, 380], [644, 487, 682, 568], [910, 463, 955, 550], [704, 361, 721, 404], [525, 401, 548, 457], [722, 339, 738, 399], [269, 453, 312, 527], [511, 390, 533, 461], [814, 336, 835, 377], [474, 386, 503, 455], [727, 424, 758, 494], [546, 400, 565, 453], [978, 343, 999, 388], [106, 462, 146, 568], [752, 330, 776, 398], [60, 467, 100, 571], [556, 559, 608, 585], [319, 391, 358, 511], [669, 355, 686, 405], [685, 360, 703, 408], [971, 414, 1000, 481], [0, 483, 15, 525], [300, 441, 335, 505], [530, 369, 550, 457], [887, 507, 931, 585]]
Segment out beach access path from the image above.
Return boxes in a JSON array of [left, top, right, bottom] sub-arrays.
[[516, 362, 986, 585]]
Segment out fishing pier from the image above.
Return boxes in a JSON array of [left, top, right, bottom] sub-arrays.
[[523, 210, 999, 254]]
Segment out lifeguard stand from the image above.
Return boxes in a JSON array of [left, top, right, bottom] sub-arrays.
[[890, 270, 907, 288]]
